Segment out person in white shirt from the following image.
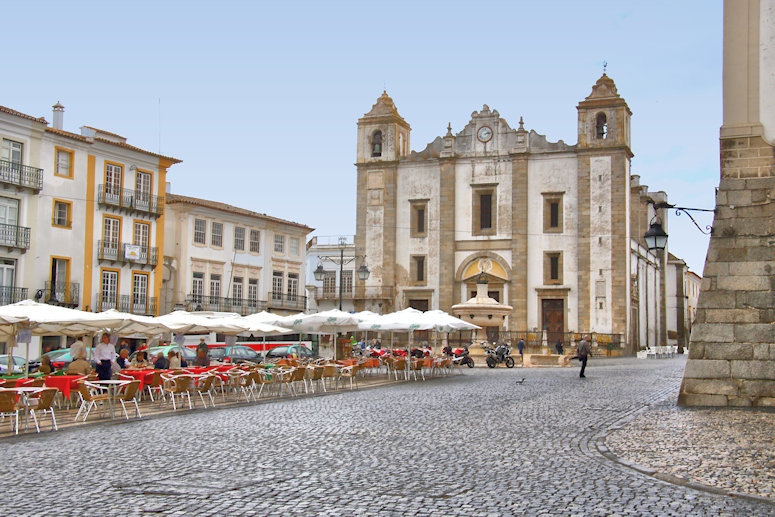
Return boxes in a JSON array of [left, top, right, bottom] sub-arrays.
[[93, 333, 117, 380], [70, 337, 86, 361]]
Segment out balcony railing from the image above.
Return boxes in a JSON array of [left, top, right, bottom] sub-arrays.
[[312, 286, 355, 301], [94, 293, 158, 315], [0, 286, 28, 306], [40, 281, 79, 308], [0, 159, 43, 191], [269, 291, 307, 311], [185, 295, 268, 315], [98, 241, 158, 266], [97, 184, 164, 216], [0, 223, 31, 251]]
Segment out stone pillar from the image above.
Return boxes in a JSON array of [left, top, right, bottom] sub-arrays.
[[678, 0, 775, 407]]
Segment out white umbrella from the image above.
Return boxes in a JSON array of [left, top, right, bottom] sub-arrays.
[[241, 311, 286, 326], [277, 309, 362, 361], [96, 309, 174, 337], [422, 310, 481, 333], [0, 300, 127, 376], [152, 310, 252, 335], [0, 300, 126, 338], [421, 309, 481, 355]]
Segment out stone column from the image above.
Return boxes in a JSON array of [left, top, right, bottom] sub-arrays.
[[678, 0, 775, 407]]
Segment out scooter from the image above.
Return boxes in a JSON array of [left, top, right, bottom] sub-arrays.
[[483, 342, 515, 368]]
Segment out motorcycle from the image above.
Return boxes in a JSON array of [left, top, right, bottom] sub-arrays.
[[410, 345, 433, 358], [483, 342, 515, 368], [443, 344, 475, 368]]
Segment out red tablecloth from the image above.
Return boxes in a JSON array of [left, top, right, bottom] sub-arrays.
[[120, 369, 160, 391], [44, 375, 86, 399]]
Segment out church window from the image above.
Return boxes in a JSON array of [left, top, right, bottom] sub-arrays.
[[544, 252, 563, 285], [371, 131, 383, 157], [411, 255, 426, 284], [410, 200, 428, 237], [472, 186, 497, 236], [543, 193, 564, 233], [595, 112, 607, 139]]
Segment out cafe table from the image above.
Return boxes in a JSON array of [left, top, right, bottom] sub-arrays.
[[44, 375, 86, 407], [88, 380, 130, 419], [0, 386, 45, 432], [119, 369, 159, 392]]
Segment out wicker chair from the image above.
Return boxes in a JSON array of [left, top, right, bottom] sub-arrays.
[[161, 374, 193, 410], [338, 364, 360, 390], [116, 380, 142, 419], [0, 390, 24, 434], [27, 387, 59, 432], [74, 381, 110, 421], [194, 374, 217, 408]]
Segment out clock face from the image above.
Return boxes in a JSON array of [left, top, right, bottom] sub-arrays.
[[477, 126, 493, 142]]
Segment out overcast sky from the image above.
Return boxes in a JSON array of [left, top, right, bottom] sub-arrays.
[[6, 1, 721, 273]]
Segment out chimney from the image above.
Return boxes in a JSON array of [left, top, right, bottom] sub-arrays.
[[52, 101, 65, 130]]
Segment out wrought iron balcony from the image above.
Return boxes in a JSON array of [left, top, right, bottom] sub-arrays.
[[269, 291, 307, 311], [185, 294, 268, 315], [0, 159, 43, 191], [97, 184, 164, 217], [0, 286, 28, 306], [0, 223, 30, 251], [98, 241, 158, 267], [38, 281, 80, 308], [94, 293, 158, 315], [312, 286, 355, 301]]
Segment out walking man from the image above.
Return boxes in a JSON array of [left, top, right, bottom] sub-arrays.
[[576, 335, 591, 378]]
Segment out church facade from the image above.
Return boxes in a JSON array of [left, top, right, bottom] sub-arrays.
[[354, 75, 675, 352]]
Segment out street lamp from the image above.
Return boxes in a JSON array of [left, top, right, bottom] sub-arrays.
[[644, 201, 716, 252], [313, 237, 370, 310]]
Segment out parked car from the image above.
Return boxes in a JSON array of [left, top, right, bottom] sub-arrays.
[[28, 349, 72, 371], [130, 345, 197, 366], [0, 355, 28, 374], [263, 344, 315, 361], [209, 345, 262, 364]]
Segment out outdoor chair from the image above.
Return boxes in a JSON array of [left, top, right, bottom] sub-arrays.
[[27, 387, 59, 432], [74, 381, 110, 421], [144, 371, 165, 402], [250, 370, 273, 400], [321, 364, 340, 391], [116, 380, 142, 419], [195, 374, 217, 408], [161, 374, 193, 410], [306, 365, 325, 393], [233, 371, 255, 402], [290, 366, 308, 395], [337, 364, 359, 390], [387, 358, 407, 380], [0, 390, 24, 434]]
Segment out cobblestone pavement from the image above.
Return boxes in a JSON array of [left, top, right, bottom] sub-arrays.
[[2, 357, 774, 516]]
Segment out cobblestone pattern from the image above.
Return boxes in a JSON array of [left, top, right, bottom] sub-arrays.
[[2, 358, 774, 516]]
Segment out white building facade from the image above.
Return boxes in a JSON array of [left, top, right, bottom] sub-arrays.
[[354, 76, 689, 352], [1, 102, 179, 352], [162, 193, 312, 316]]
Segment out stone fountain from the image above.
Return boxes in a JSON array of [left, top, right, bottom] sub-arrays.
[[451, 272, 512, 344]]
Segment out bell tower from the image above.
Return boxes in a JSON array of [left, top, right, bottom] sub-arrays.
[[575, 74, 634, 342], [576, 73, 632, 151], [355, 91, 411, 313]]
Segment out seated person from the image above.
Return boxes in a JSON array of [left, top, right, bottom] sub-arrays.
[[116, 348, 130, 369], [193, 348, 209, 367], [129, 350, 150, 369], [167, 350, 181, 369], [36, 354, 54, 374], [66, 356, 92, 376], [153, 351, 170, 369]]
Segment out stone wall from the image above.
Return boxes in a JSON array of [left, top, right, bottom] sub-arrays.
[[678, 135, 775, 406]]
